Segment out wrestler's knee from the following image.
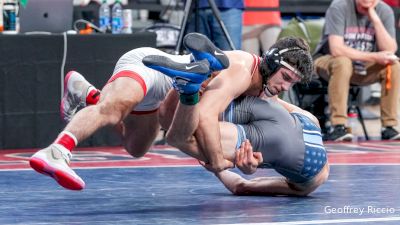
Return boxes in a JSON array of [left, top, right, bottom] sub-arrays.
[[158, 107, 172, 130], [124, 141, 149, 158], [123, 130, 152, 158]]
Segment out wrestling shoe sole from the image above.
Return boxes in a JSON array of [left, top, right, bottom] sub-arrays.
[[143, 55, 210, 83], [183, 33, 229, 71], [30, 157, 85, 191]]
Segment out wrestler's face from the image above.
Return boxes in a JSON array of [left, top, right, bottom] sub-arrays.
[[264, 67, 301, 97]]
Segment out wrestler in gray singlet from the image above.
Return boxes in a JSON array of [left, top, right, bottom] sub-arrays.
[[223, 96, 327, 184]]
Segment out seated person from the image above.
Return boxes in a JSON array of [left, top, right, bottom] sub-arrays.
[[313, 0, 400, 141]]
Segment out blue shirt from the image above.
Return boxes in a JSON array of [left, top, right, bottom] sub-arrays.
[[198, 0, 244, 9]]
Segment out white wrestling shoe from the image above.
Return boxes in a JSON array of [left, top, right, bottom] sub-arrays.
[[60, 71, 93, 122], [29, 144, 85, 190]]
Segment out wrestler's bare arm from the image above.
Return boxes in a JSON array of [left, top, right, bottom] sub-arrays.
[[195, 61, 252, 172], [158, 52, 255, 171], [215, 170, 310, 196]]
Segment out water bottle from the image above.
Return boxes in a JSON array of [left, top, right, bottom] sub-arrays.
[[347, 106, 358, 142], [122, 9, 133, 34], [3, 0, 18, 34], [99, 0, 110, 33], [111, 0, 123, 34], [0, 0, 4, 32]]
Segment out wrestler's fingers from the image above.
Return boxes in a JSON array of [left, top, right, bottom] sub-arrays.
[[253, 152, 263, 164], [242, 145, 249, 165], [239, 142, 245, 162], [235, 149, 243, 167], [245, 140, 253, 161]]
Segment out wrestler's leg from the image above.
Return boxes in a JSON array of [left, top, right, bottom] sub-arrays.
[[64, 77, 144, 140], [29, 77, 145, 190], [122, 112, 160, 158], [158, 90, 179, 130], [59, 71, 168, 159]]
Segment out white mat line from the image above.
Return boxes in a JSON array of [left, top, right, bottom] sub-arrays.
[[216, 216, 400, 225]]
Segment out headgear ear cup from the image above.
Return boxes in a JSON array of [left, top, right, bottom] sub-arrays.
[[264, 48, 281, 74], [263, 46, 303, 75]]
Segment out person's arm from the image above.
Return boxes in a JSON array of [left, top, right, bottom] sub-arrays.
[[162, 54, 252, 169], [368, 1, 397, 52], [328, 35, 395, 65], [325, 1, 396, 64], [329, 34, 372, 60], [215, 170, 309, 196], [195, 62, 252, 172]]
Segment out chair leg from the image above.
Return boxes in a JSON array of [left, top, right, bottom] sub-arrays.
[[355, 106, 369, 140]]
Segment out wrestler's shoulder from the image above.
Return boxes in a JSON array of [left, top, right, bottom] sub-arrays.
[[225, 51, 255, 68]]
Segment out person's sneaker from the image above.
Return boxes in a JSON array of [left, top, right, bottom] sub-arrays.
[[183, 32, 230, 71], [60, 71, 93, 122], [143, 55, 211, 83], [29, 144, 85, 191], [324, 124, 354, 142], [143, 55, 210, 94], [381, 127, 400, 140]]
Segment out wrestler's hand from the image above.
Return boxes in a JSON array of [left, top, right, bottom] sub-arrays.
[[235, 140, 263, 175], [199, 159, 234, 174]]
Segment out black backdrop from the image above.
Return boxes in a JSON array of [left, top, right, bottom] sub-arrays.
[[0, 32, 156, 149]]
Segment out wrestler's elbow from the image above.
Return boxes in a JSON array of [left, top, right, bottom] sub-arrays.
[[230, 181, 248, 195]]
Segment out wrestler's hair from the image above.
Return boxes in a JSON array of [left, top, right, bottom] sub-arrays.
[[259, 36, 313, 84]]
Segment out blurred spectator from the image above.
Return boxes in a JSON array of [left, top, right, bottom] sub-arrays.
[[185, 0, 244, 50], [242, 0, 282, 55], [382, 0, 400, 7], [314, 0, 400, 141]]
